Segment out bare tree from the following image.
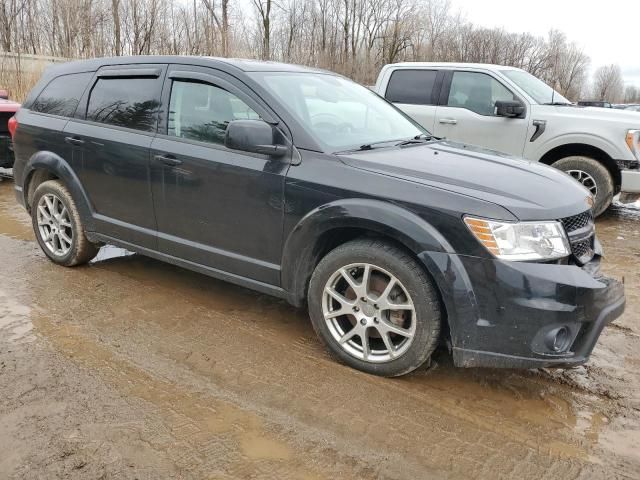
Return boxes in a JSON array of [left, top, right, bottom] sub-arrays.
[[592, 64, 624, 103], [251, 0, 275, 59], [0, 0, 27, 51], [624, 85, 639, 104], [6, 0, 628, 101]]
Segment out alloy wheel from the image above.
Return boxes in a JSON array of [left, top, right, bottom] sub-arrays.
[[567, 169, 598, 196], [322, 263, 416, 363], [36, 193, 73, 257]]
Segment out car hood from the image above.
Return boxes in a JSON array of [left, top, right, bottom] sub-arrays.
[[338, 140, 593, 221], [538, 104, 640, 125]]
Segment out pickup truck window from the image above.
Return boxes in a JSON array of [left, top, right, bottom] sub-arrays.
[[447, 71, 517, 116], [168, 80, 260, 145], [86, 77, 162, 132], [500, 69, 570, 105], [31, 72, 93, 117], [251, 72, 425, 151], [385, 70, 438, 105]]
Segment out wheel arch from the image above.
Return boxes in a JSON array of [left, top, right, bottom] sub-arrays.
[[281, 199, 455, 307], [538, 143, 620, 190], [22, 151, 95, 230]]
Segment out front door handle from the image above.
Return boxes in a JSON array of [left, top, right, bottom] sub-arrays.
[[438, 118, 458, 125], [154, 154, 183, 167], [64, 136, 85, 145]]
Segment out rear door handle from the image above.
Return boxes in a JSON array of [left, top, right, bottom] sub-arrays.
[[154, 154, 183, 167], [64, 136, 85, 145], [438, 118, 458, 125]]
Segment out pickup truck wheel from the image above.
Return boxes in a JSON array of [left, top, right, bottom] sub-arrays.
[[31, 180, 99, 266], [552, 156, 614, 216], [308, 239, 441, 377]]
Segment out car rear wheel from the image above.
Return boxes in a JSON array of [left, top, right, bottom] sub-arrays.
[[31, 180, 99, 266], [308, 238, 441, 377], [552, 156, 614, 217]]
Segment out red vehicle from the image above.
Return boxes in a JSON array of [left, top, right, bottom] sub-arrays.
[[0, 89, 21, 168]]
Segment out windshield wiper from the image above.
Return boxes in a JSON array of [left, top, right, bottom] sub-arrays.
[[395, 133, 437, 147], [335, 134, 435, 154], [335, 137, 409, 154], [542, 102, 573, 106]]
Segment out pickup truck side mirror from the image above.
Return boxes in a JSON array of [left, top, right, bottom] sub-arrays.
[[495, 100, 525, 118], [225, 119, 288, 157]]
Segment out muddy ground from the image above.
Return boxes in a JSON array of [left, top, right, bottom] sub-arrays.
[[0, 178, 638, 480]]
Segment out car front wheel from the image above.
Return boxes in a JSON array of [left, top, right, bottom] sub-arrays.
[[308, 239, 442, 377]]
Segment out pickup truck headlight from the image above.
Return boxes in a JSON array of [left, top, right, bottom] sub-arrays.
[[626, 129, 640, 160], [464, 217, 571, 261]]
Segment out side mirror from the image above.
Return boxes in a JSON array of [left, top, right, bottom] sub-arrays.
[[495, 100, 525, 118], [225, 119, 288, 157], [0, 89, 8, 100]]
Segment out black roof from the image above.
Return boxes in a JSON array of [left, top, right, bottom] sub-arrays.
[[45, 55, 332, 76]]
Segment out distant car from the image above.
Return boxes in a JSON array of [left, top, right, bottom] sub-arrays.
[[577, 101, 612, 108], [0, 89, 20, 168]]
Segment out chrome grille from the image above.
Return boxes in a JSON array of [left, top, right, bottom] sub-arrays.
[[560, 211, 593, 232], [560, 211, 595, 264]]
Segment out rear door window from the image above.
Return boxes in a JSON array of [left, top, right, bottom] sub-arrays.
[[385, 70, 438, 105], [31, 72, 93, 117], [86, 77, 162, 132]]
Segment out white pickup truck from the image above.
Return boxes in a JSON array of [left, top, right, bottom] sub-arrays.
[[374, 63, 640, 215]]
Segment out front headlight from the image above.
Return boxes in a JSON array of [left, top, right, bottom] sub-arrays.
[[626, 129, 640, 160], [464, 217, 571, 261]]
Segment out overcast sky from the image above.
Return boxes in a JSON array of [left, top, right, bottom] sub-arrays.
[[449, 0, 640, 87]]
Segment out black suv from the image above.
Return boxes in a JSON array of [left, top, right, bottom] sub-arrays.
[[11, 56, 625, 376]]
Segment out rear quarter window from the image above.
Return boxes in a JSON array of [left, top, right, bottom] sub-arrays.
[[385, 70, 438, 105], [31, 72, 93, 117], [86, 77, 162, 132]]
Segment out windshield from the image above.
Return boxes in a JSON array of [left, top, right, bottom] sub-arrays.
[[500, 69, 571, 105], [249, 72, 427, 152]]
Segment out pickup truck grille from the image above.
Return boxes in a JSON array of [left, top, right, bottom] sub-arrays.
[[560, 211, 595, 264]]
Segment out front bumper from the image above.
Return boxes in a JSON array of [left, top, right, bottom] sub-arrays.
[[616, 159, 640, 193], [420, 251, 625, 369], [621, 169, 640, 193]]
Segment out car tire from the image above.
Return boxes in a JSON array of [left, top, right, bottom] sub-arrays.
[[31, 180, 99, 266], [552, 156, 614, 217], [308, 238, 442, 377]]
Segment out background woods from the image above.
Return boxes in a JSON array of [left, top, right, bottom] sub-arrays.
[[0, 0, 636, 102]]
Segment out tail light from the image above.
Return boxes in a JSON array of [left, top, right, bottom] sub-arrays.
[[8, 115, 17, 139]]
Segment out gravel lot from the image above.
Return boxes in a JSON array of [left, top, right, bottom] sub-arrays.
[[0, 178, 638, 479]]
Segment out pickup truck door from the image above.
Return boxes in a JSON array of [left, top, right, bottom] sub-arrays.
[[382, 69, 443, 133], [149, 66, 290, 285], [433, 70, 529, 157]]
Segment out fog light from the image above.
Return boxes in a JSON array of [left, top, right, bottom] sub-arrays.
[[545, 326, 571, 353]]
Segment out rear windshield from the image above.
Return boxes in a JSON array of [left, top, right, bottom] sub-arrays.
[[31, 72, 93, 117]]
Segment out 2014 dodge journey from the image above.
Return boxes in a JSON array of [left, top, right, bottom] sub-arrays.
[[10, 56, 625, 376]]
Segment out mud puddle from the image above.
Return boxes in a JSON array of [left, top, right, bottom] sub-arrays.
[[0, 180, 639, 479], [0, 178, 32, 240]]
